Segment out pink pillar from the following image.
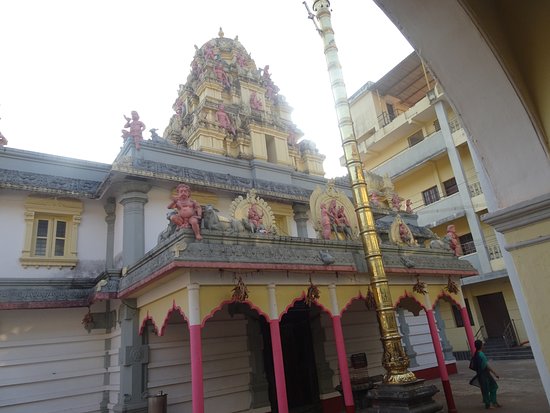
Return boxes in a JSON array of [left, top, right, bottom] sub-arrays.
[[189, 324, 204, 413], [461, 307, 476, 355], [426, 309, 457, 413], [332, 316, 355, 413], [269, 319, 289, 413]]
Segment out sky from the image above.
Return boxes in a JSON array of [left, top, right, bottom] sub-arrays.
[[0, 1, 412, 178]]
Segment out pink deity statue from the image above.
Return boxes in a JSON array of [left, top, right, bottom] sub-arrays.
[[203, 44, 215, 60], [121, 111, 146, 150], [0, 131, 7, 148], [320, 203, 332, 240], [327, 199, 353, 239], [214, 63, 231, 89], [262, 65, 271, 82], [405, 199, 414, 214], [236, 52, 247, 69], [247, 204, 264, 232], [446, 224, 463, 256], [250, 91, 263, 111], [399, 223, 411, 244], [216, 104, 236, 136], [167, 184, 203, 240], [391, 193, 403, 211], [370, 192, 380, 207]]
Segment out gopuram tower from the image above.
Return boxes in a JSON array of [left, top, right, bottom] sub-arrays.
[[164, 28, 326, 176]]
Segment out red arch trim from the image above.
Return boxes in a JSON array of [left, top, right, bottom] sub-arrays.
[[394, 290, 428, 312], [434, 291, 462, 310], [201, 299, 270, 327], [139, 300, 188, 337]]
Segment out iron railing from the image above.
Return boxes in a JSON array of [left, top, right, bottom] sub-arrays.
[[503, 319, 519, 348]]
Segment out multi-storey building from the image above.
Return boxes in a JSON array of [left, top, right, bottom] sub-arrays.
[[349, 52, 529, 357]]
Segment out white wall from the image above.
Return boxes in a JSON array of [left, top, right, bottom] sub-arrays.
[[0, 305, 115, 413], [147, 308, 252, 413], [0, 191, 107, 279]]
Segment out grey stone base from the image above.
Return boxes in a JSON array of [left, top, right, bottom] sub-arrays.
[[366, 380, 442, 413]]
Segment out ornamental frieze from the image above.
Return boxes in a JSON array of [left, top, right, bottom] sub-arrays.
[[123, 158, 311, 200], [0, 168, 102, 197]]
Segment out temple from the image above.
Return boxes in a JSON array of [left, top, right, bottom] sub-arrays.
[[0, 32, 477, 413]]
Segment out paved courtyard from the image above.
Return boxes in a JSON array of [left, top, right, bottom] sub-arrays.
[[356, 359, 549, 412], [427, 359, 550, 412]]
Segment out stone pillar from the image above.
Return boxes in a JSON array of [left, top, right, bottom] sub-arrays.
[[188, 284, 204, 413], [396, 307, 418, 367], [267, 284, 288, 413], [104, 197, 116, 270], [329, 284, 354, 413], [424, 294, 457, 413], [434, 101, 492, 273], [292, 203, 310, 238], [434, 304, 454, 361], [119, 182, 151, 267], [114, 299, 148, 413]]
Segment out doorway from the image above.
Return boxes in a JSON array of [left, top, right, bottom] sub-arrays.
[[477, 292, 511, 338], [262, 301, 322, 413]]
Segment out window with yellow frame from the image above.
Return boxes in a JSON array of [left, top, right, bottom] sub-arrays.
[[20, 196, 83, 268]]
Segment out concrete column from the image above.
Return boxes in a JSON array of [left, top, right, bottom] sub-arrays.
[[113, 299, 148, 413], [119, 183, 150, 267], [434, 100, 492, 273], [329, 284, 355, 413], [267, 284, 288, 413], [188, 284, 204, 413], [292, 203, 310, 238], [104, 197, 116, 269], [424, 294, 457, 413]]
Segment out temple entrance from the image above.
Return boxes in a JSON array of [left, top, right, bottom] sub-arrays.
[[262, 301, 322, 413], [477, 292, 511, 338]]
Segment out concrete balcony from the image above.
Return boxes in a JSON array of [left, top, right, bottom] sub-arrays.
[[372, 130, 446, 179], [362, 95, 438, 156], [415, 192, 465, 228]]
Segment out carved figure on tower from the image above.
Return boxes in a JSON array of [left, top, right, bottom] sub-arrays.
[[167, 184, 203, 241], [216, 104, 236, 136], [250, 91, 263, 111], [214, 62, 231, 90], [121, 111, 146, 150]]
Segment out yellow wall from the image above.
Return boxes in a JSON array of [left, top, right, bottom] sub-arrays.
[[504, 219, 550, 363]]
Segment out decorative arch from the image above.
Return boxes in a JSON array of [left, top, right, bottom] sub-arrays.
[[395, 292, 426, 316], [395, 294, 426, 317], [434, 291, 462, 310], [340, 293, 367, 316], [279, 292, 333, 319], [201, 299, 270, 327], [139, 300, 188, 336]]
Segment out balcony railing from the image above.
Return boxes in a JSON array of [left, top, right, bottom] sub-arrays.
[[468, 181, 483, 197], [377, 109, 404, 128], [487, 243, 503, 260]]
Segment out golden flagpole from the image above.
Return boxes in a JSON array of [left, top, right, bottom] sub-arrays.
[[308, 0, 416, 384]]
